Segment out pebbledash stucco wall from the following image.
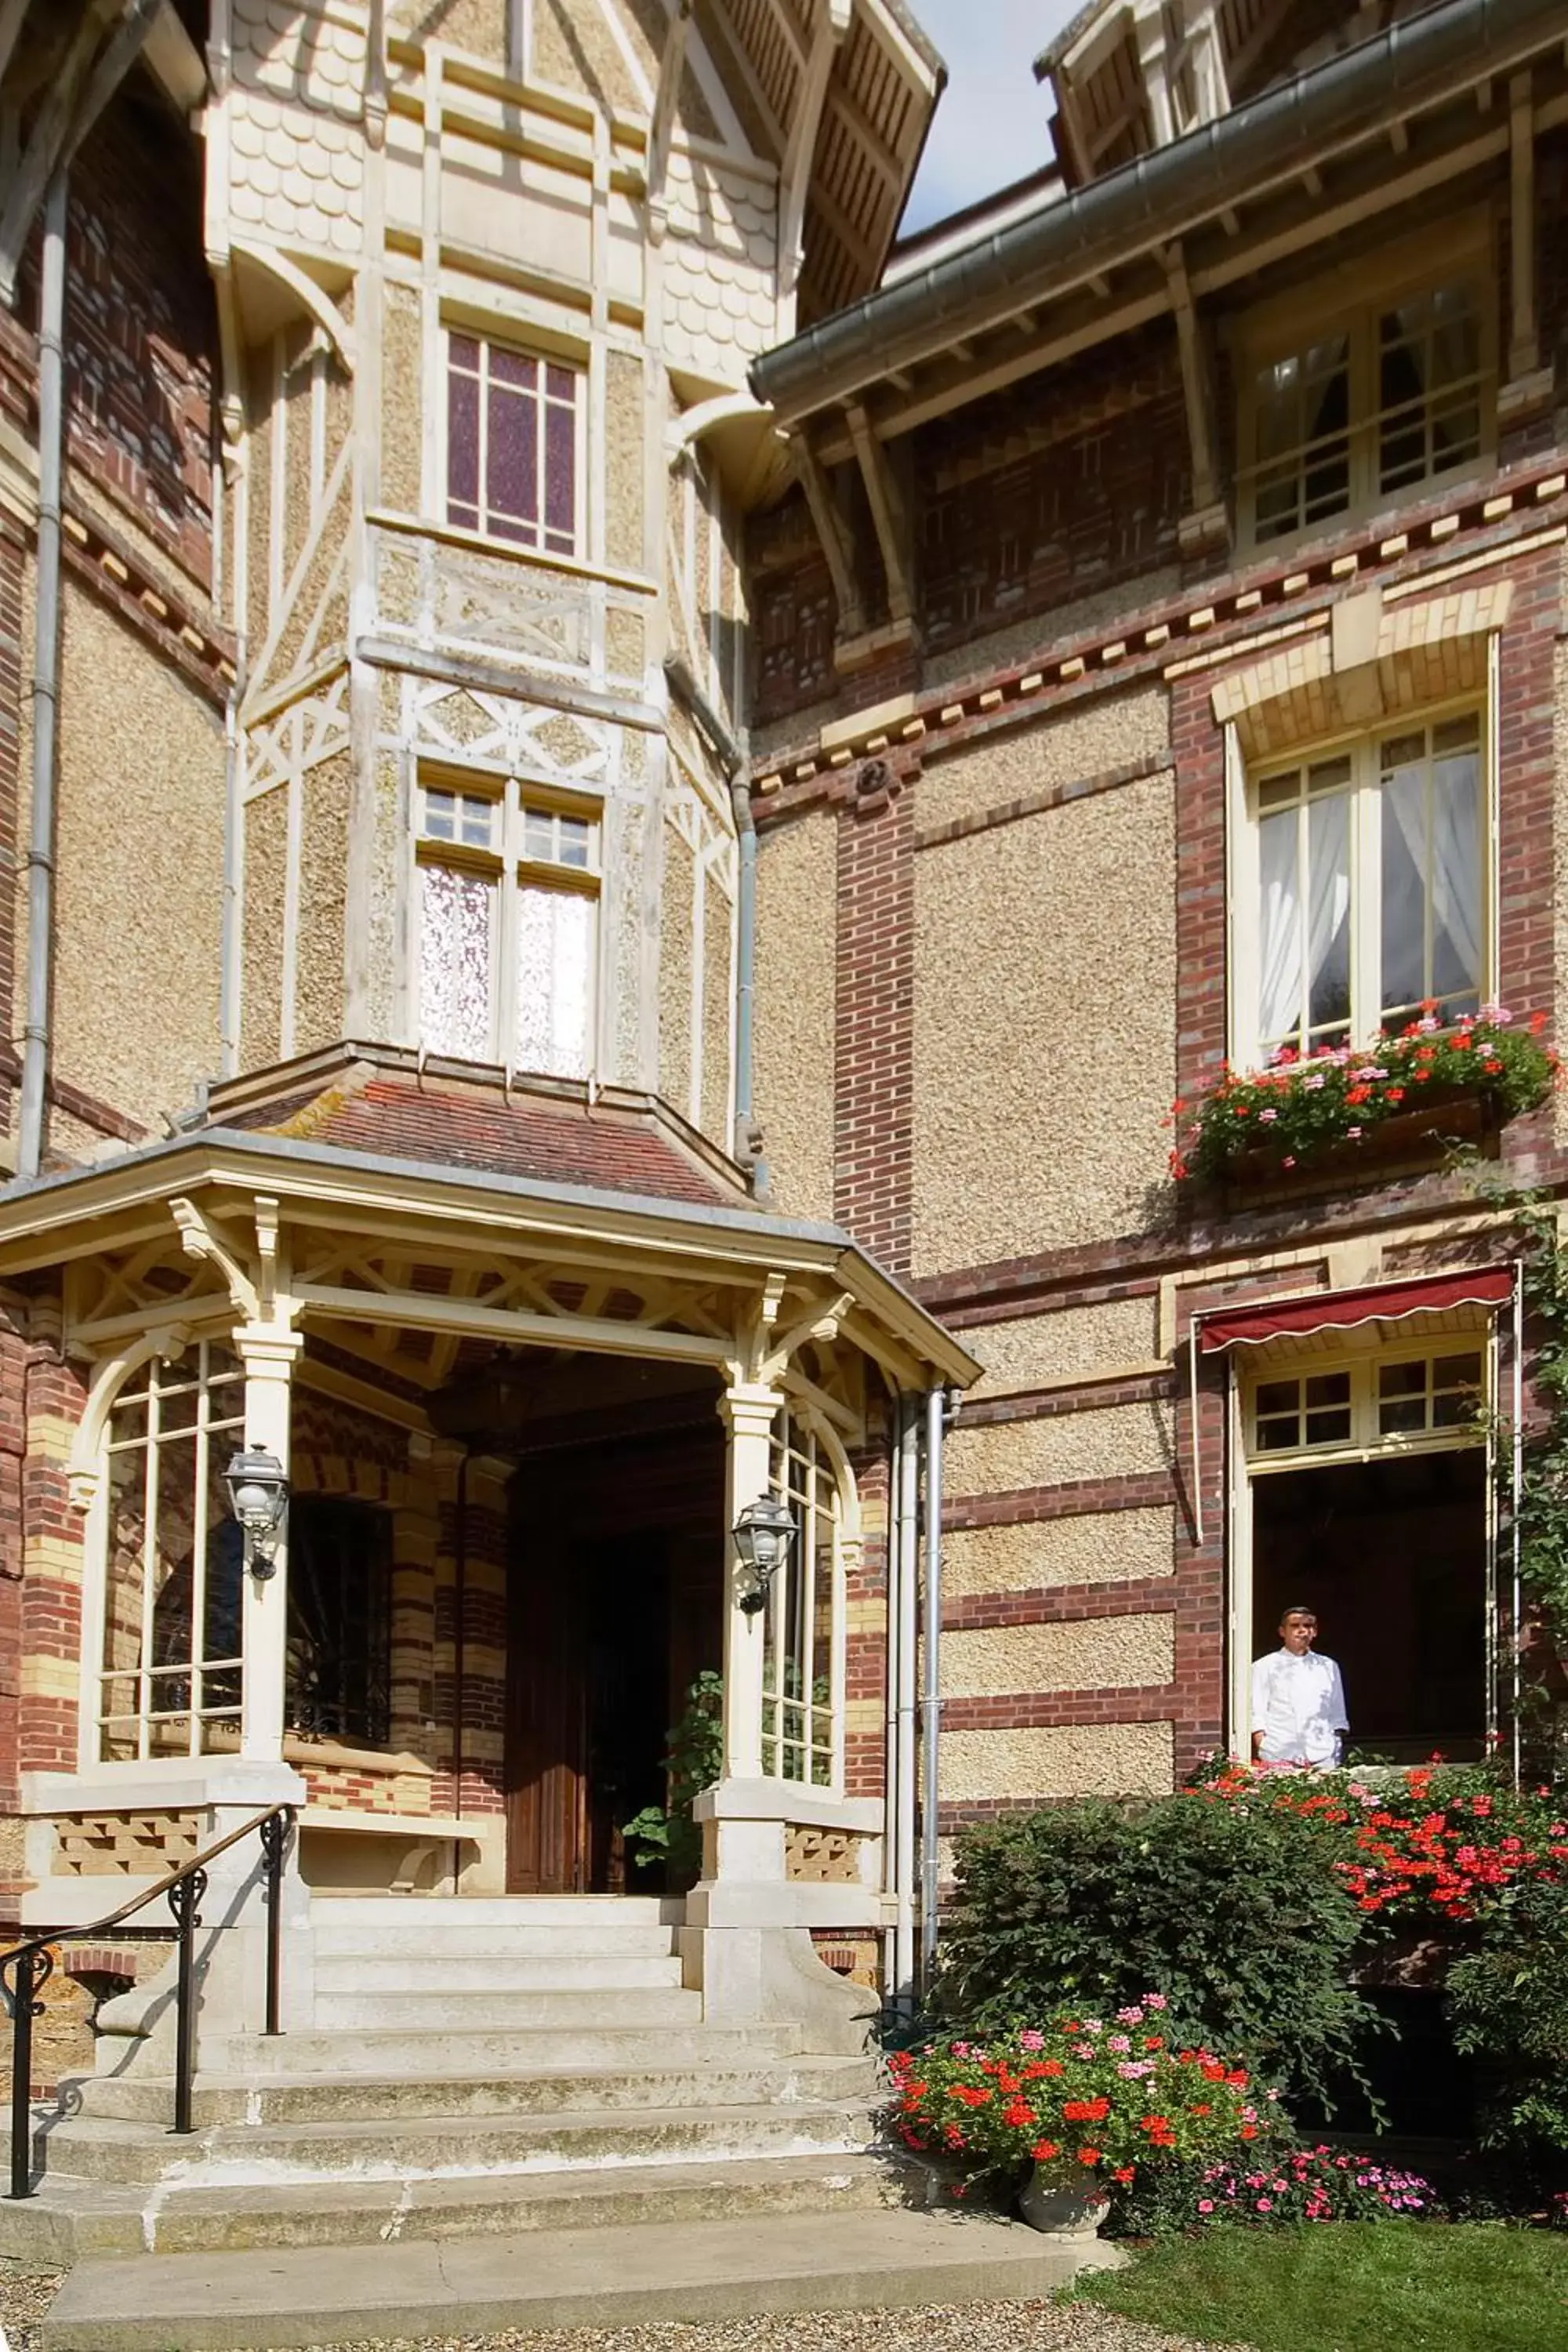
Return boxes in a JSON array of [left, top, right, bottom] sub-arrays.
[[52, 581, 224, 1131], [939, 1722, 1174, 1803], [944, 1400, 1174, 1497], [942, 1507, 1176, 1597], [958, 1294, 1161, 1396], [753, 806, 837, 1219], [940, 1613, 1174, 1700], [912, 728, 1177, 1276]]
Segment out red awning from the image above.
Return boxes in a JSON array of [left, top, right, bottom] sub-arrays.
[[1196, 1269, 1515, 1354]]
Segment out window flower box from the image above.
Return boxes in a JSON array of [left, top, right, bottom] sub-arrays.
[[1171, 1008, 1556, 1189]]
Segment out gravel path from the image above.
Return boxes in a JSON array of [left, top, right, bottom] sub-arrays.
[[0, 2261, 1252, 2352]]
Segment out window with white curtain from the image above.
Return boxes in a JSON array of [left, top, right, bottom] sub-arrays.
[[416, 775, 597, 1080], [1243, 274, 1489, 546], [1243, 708, 1486, 1066]]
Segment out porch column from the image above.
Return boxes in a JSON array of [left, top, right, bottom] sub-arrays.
[[236, 1321, 303, 1762], [717, 1380, 781, 1780]]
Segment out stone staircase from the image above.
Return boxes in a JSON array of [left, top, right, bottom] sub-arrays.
[[11, 1896, 1120, 2347], [10, 1896, 895, 2257]]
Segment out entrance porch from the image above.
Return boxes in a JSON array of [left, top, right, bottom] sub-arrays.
[[0, 1109, 975, 2071]]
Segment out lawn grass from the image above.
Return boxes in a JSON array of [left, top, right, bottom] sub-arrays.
[[1071, 2221, 1568, 2351]]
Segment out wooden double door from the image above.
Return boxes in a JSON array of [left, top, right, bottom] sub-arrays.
[[503, 1421, 723, 1893]]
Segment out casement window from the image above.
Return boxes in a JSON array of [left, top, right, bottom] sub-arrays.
[[1247, 1345, 1485, 1465], [1236, 706, 1487, 1067], [96, 1342, 247, 1762], [416, 775, 597, 1080], [1242, 274, 1489, 546], [445, 331, 582, 557]]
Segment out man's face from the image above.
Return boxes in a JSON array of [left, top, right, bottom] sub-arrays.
[[1280, 1612, 1317, 1656]]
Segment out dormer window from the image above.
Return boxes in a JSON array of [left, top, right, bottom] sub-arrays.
[[1241, 261, 1490, 547]]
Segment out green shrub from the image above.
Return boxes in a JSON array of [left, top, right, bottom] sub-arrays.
[[621, 1668, 723, 1882], [1446, 1871, 1568, 2186], [936, 1793, 1385, 2113]]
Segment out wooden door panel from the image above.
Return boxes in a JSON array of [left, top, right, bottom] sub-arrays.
[[504, 1510, 587, 1893]]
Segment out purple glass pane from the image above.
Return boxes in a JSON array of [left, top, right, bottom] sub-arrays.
[[491, 344, 535, 390], [545, 363, 575, 405], [448, 332, 480, 373], [488, 383, 536, 529], [447, 368, 480, 512], [545, 400, 575, 543]]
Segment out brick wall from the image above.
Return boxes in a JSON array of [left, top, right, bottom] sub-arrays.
[[19, 84, 216, 592], [833, 761, 916, 1270]]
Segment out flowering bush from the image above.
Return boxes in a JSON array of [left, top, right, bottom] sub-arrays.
[[1187, 2145, 1439, 2227], [1193, 1761, 1568, 1926], [888, 2003, 1283, 2191], [1169, 1006, 1556, 1183]]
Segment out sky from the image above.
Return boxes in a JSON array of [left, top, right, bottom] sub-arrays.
[[900, 0, 1076, 235]]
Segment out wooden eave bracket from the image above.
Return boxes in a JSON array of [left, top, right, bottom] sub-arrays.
[[1162, 240, 1225, 536], [846, 399, 916, 626], [646, 0, 695, 241], [230, 238, 356, 372], [0, 0, 161, 307], [789, 427, 868, 641]]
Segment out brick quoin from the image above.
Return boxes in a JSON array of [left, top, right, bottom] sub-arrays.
[[833, 764, 915, 1273]]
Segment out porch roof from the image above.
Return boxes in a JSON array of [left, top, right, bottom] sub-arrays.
[[0, 1123, 982, 1391]]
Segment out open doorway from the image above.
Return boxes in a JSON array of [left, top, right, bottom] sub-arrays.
[[504, 1378, 725, 1894], [1250, 1446, 1488, 1762]]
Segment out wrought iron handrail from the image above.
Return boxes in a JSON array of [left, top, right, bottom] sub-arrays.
[[0, 1801, 295, 2200]]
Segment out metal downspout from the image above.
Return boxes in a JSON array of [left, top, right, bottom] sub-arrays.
[[920, 1385, 950, 1989], [19, 172, 67, 1179], [894, 1393, 920, 2013], [729, 768, 757, 1167]]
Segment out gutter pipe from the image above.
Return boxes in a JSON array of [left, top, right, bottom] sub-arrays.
[[751, 0, 1564, 420], [893, 1392, 920, 2013], [920, 1383, 951, 1990], [662, 654, 763, 1180], [19, 172, 67, 1181]]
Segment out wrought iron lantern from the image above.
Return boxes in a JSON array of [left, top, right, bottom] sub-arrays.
[[223, 1448, 289, 1581], [731, 1493, 795, 1616]]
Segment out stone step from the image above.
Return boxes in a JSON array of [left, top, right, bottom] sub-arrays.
[[0, 2151, 909, 2263], [307, 1895, 678, 1929], [309, 1920, 681, 1960], [34, 2204, 1122, 2349], [75, 2054, 874, 2128], [310, 1950, 684, 1993], [40, 2097, 876, 2186], [307, 1981, 703, 2030], [200, 2018, 803, 2075]]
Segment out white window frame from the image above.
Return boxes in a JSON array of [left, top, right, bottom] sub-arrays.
[[414, 768, 601, 1080], [1225, 1325, 1496, 1759], [440, 325, 588, 559], [1227, 694, 1493, 1073], [1234, 221, 1495, 552], [92, 1339, 248, 1766]]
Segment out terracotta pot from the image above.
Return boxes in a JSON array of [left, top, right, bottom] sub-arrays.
[[1017, 2157, 1112, 2237]]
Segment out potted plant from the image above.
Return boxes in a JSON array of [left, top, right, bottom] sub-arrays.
[[888, 1997, 1278, 2235], [1169, 1006, 1556, 1188]]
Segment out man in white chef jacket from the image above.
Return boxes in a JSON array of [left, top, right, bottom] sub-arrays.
[[1251, 1606, 1348, 1770]]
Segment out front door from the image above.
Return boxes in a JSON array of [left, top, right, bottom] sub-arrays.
[[503, 1420, 724, 1893], [504, 1474, 588, 1892]]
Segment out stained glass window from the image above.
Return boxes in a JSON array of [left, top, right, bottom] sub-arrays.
[[446, 333, 579, 557]]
